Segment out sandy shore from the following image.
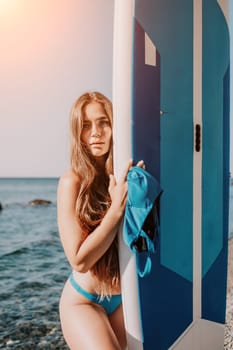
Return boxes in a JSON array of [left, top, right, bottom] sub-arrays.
[[224, 237, 233, 349]]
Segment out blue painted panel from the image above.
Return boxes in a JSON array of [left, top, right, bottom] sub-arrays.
[[139, 248, 193, 350], [202, 237, 228, 323], [134, 0, 194, 282], [132, 0, 229, 347], [202, 0, 230, 277], [202, 0, 230, 322], [133, 1, 193, 348], [132, 19, 160, 180]]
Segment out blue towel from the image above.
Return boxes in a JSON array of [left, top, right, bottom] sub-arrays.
[[123, 166, 162, 277]]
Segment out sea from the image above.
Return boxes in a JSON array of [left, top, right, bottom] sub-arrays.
[[0, 178, 232, 349], [0, 178, 69, 349]]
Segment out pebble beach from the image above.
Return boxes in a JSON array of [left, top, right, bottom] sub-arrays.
[[224, 237, 233, 349]]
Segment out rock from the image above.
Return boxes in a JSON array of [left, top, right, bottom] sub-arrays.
[[28, 199, 52, 206]]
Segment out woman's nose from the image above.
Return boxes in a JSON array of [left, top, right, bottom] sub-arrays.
[[91, 123, 101, 137]]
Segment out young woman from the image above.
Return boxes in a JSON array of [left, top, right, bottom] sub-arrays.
[[57, 91, 144, 349]]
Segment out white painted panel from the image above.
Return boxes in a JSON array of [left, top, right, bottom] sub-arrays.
[[112, 1, 143, 349], [145, 32, 156, 66], [168, 322, 196, 350], [193, 0, 202, 322], [169, 319, 225, 350], [217, 0, 229, 26], [199, 319, 225, 349]]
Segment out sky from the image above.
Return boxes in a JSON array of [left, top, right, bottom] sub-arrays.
[[0, 0, 114, 177], [0, 0, 232, 177]]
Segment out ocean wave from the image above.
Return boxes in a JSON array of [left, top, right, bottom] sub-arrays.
[[15, 281, 49, 291], [1, 247, 30, 258]]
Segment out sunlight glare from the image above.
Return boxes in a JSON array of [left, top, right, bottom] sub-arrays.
[[0, 0, 17, 10], [0, 0, 19, 23]]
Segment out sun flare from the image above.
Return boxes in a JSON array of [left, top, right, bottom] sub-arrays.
[[0, 0, 19, 22], [0, 0, 17, 10]]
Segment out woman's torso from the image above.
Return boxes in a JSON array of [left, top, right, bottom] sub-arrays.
[[61, 270, 121, 307]]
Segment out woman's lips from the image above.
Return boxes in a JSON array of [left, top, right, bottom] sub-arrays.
[[90, 142, 104, 146]]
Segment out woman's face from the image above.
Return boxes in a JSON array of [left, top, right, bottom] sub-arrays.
[[81, 101, 112, 160]]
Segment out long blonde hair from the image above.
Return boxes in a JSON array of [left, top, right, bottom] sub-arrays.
[[70, 92, 119, 297]]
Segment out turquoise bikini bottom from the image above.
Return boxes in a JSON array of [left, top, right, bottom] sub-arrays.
[[69, 273, 122, 315]]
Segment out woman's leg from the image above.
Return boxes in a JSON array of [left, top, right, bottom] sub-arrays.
[[60, 300, 122, 350], [109, 304, 127, 350]]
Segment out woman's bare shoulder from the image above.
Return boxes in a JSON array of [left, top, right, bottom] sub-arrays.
[[58, 169, 81, 194]]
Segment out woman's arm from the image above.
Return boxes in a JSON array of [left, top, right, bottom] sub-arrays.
[[57, 162, 132, 273]]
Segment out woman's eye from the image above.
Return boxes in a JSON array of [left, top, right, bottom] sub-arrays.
[[83, 123, 90, 129], [99, 120, 110, 127]]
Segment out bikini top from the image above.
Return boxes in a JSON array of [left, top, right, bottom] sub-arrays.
[[123, 166, 162, 277]]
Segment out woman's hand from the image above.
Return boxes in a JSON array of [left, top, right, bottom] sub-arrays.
[[108, 160, 132, 214], [108, 159, 145, 215], [136, 159, 146, 169]]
